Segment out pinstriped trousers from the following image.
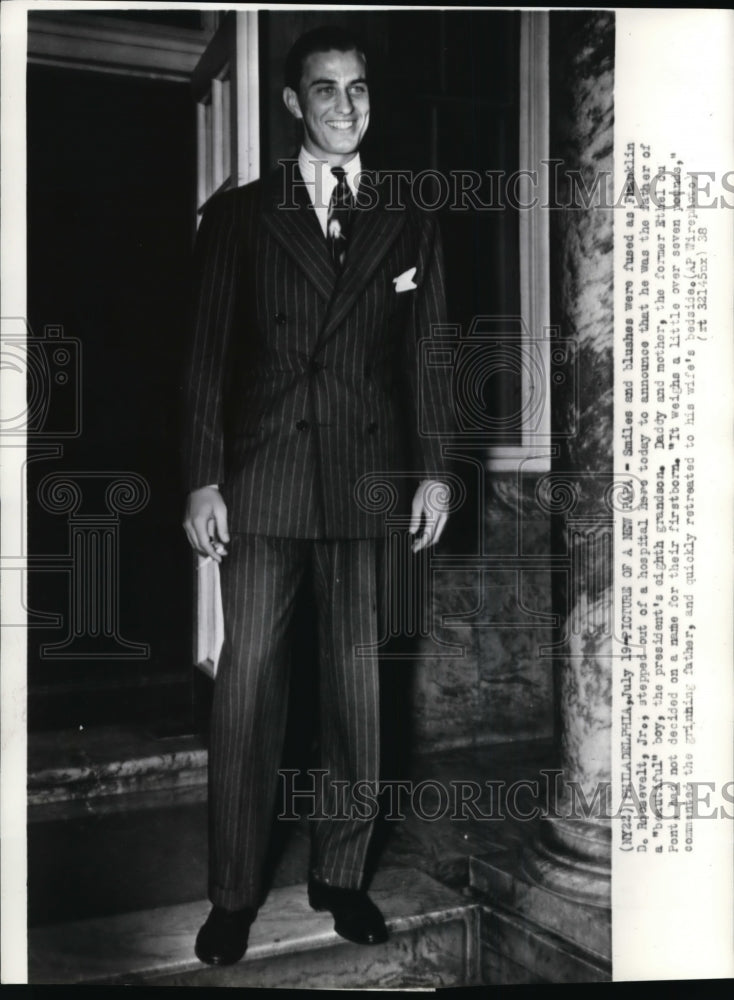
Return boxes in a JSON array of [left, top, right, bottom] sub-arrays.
[[208, 533, 385, 911]]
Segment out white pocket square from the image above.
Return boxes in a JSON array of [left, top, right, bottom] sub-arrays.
[[392, 267, 417, 293]]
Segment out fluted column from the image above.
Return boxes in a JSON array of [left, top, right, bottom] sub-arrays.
[[521, 11, 615, 911]]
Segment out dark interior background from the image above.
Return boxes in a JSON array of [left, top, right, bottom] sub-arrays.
[[26, 64, 197, 730], [26, 10, 520, 733]]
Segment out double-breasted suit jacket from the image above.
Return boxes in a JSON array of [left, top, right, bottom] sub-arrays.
[[183, 161, 452, 539]]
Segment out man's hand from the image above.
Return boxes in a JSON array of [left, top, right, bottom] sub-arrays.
[[183, 486, 230, 562], [409, 479, 451, 553]]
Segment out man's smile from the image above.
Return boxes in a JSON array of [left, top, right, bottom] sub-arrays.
[[326, 120, 356, 130]]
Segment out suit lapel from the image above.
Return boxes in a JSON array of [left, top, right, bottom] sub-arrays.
[[259, 163, 409, 337], [260, 161, 336, 302], [317, 180, 408, 344]]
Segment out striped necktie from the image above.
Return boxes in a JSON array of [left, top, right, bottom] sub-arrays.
[[326, 166, 354, 270]]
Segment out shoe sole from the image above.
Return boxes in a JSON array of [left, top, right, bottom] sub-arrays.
[[194, 945, 248, 966], [195, 935, 249, 966]]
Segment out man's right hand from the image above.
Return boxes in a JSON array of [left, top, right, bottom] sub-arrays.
[[183, 486, 230, 562]]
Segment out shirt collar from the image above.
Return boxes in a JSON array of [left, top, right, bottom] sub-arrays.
[[298, 147, 361, 208]]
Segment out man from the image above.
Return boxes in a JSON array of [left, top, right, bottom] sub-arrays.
[[182, 26, 453, 966]]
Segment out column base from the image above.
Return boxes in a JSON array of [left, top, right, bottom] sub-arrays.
[[470, 845, 611, 982], [521, 815, 611, 907]]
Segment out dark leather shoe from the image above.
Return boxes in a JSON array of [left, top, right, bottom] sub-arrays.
[[195, 905, 256, 966], [308, 878, 388, 945]]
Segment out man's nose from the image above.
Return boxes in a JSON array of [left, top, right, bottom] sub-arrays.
[[335, 88, 353, 114]]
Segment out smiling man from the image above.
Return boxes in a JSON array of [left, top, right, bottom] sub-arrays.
[[182, 25, 453, 967]]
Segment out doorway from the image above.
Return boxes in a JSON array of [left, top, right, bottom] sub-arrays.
[[26, 64, 197, 730]]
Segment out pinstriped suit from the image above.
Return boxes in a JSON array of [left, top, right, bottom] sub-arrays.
[[183, 160, 451, 909]]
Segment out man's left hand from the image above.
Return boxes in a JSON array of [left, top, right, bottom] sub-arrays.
[[409, 479, 451, 553]]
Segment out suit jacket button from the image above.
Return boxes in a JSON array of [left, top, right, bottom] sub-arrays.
[[275, 312, 287, 325], [296, 419, 309, 431], [367, 421, 378, 434], [309, 358, 324, 373]]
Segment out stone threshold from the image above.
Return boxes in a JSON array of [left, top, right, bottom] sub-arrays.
[[28, 725, 208, 809], [29, 867, 481, 988], [28, 724, 554, 811]]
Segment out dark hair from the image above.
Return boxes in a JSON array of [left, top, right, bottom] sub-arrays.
[[284, 26, 367, 92]]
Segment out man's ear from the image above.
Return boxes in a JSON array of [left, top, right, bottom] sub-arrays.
[[283, 87, 303, 121]]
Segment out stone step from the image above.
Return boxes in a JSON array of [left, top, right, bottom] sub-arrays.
[[28, 726, 207, 809], [470, 849, 611, 981], [481, 906, 610, 983], [30, 867, 480, 988]]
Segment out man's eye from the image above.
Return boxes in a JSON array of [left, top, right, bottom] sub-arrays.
[[318, 86, 335, 95], [350, 85, 367, 95]]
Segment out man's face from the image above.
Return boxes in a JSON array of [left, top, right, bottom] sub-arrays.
[[283, 48, 369, 165]]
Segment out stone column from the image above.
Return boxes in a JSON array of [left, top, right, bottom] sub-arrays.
[[521, 10, 615, 916]]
